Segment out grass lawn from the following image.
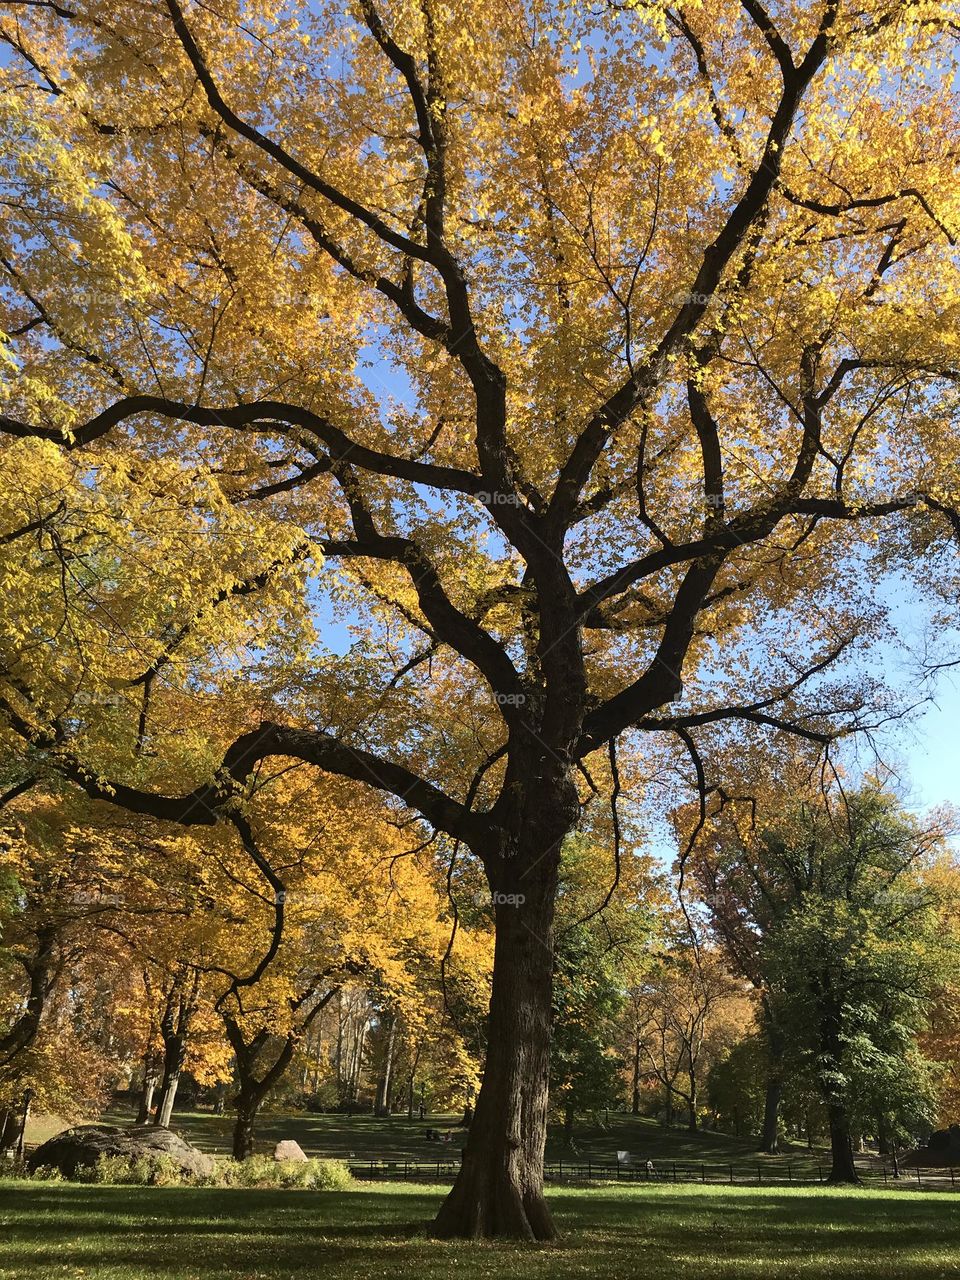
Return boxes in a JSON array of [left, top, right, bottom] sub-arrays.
[[92, 1105, 836, 1178], [2, 1181, 959, 1279]]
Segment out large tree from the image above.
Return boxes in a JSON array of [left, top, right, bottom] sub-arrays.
[[1, 0, 959, 1238]]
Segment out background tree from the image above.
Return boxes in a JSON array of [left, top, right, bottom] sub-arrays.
[[550, 836, 662, 1142], [632, 937, 750, 1132], [758, 786, 954, 1183]]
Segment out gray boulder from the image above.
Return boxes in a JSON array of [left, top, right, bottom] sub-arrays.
[[273, 1139, 308, 1162], [28, 1124, 216, 1179]]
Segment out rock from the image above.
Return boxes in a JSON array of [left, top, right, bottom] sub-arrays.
[[273, 1139, 308, 1163], [28, 1124, 216, 1180]]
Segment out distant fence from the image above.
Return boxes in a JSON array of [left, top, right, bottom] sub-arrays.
[[348, 1157, 960, 1190]]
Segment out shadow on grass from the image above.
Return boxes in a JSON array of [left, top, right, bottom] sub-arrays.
[[3, 1183, 960, 1279]]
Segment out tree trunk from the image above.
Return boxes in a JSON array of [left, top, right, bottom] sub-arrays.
[[224, 989, 339, 1160], [434, 871, 558, 1241], [155, 1069, 180, 1127], [374, 1015, 396, 1117], [0, 1108, 19, 1153], [878, 1113, 892, 1157], [0, 924, 58, 1069], [406, 1042, 421, 1121], [758, 1019, 784, 1153], [563, 1100, 575, 1145], [136, 1058, 159, 1124], [631, 1034, 641, 1114], [686, 1054, 698, 1132], [232, 1097, 258, 1161], [152, 972, 198, 1128], [827, 1103, 860, 1184], [663, 1088, 674, 1128], [759, 1075, 782, 1154], [14, 1095, 31, 1162]]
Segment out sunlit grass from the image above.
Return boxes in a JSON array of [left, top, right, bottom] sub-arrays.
[[2, 1180, 958, 1279]]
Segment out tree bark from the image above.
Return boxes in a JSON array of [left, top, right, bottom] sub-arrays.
[[374, 1014, 396, 1117], [631, 1034, 642, 1114], [434, 868, 559, 1241], [152, 971, 199, 1128], [878, 1113, 892, 1156], [758, 1015, 784, 1153], [232, 1095, 259, 1161], [827, 1103, 860, 1184], [155, 1069, 180, 1127], [686, 1052, 698, 1132], [0, 924, 58, 1069], [136, 1058, 159, 1124], [563, 1100, 575, 1145], [0, 1108, 19, 1152], [759, 1075, 783, 1154]]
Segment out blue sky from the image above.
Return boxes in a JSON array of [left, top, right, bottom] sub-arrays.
[[906, 677, 960, 812]]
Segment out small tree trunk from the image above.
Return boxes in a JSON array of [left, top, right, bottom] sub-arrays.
[[136, 1059, 159, 1124], [827, 1103, 860, 1184], [374, 1015, 396, 1117], [878, 1113, 892, 1156], [434, 869, 559, 1241], [563, 1101, 575, 1145], [14, 1095, 32, 1162], [0, 1108, 19, 1152], [664, 1088, 675, 1128], [758, 1021, 784, 1153], [686, 1056, 698, 1132], [631, 1035, 642, 1115], [155, 1070, 181, 1127], [687, 1096, 697, 1132], [759, 1075, 782, 1154], [232, 1096, 259, 1161]]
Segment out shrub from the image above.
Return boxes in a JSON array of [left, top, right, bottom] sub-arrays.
[[214, 1155, 353, 1190], [16, 1164, 62, 1184], [308, 1159, 353, 1191], [75, 1153, 184, 1186], [18, 1151, 351, 1191]]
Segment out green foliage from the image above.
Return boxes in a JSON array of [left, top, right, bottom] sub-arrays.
[[550, 837, 661, 1128], [706, 1036, 767, 1137], [74, 1154, 184, 1187], [214, 1155, 353, 1190], [761, 787, 954, 1139], [21, 1152, 353, 1191]]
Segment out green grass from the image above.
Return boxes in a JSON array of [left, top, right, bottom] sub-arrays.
[[95, 1104, 834, 1177], [2, 1180, 959, 1278]]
